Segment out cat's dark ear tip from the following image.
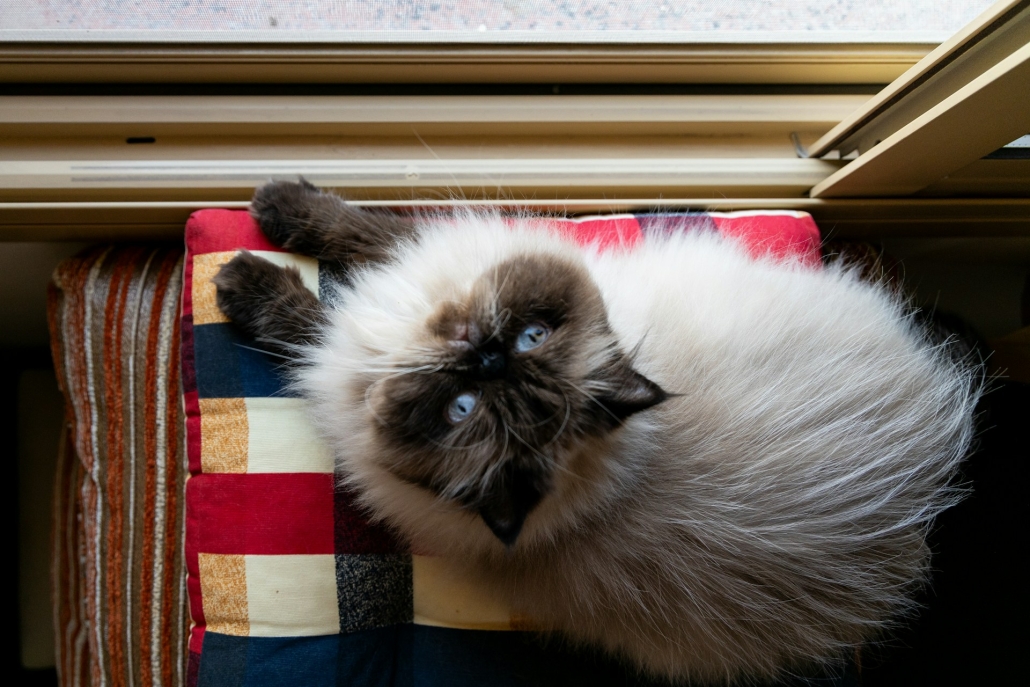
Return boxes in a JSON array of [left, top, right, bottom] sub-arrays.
[[479, 509, 526, 548], [594, 367, 670, 423]]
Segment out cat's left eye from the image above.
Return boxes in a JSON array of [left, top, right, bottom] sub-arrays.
[[447, 391, 478, 424], [514, 322, 551, 353]]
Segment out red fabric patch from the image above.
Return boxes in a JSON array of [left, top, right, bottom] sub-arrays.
[[183, 389, 201, 475], [186, 473, 335, 555], [334, 485, 407, 555], [187, 575, 205, 654], [711, 213, 822, 267], [186, 209, 283, 256], [509, 215, 644, 250], [563, 216, 643, 250]]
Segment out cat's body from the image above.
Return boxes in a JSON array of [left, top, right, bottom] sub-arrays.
[[215, 181, 980, 684]]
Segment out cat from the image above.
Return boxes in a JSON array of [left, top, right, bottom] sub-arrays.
[[213, 179, 981, 684]]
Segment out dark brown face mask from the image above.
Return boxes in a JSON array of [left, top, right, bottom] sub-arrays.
[[371, 252, 668, 547]]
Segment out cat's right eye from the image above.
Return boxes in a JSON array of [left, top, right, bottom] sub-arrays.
[[446, 391, 478, 424], [514, 322, 551, 353]]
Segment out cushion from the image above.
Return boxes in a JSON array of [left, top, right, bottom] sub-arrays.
[[182, 209, 822, 687], [48, 246, 190, 687]]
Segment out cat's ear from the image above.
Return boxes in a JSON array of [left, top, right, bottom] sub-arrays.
[[592, 357, 668, 423], [477, 463, 547, 547]]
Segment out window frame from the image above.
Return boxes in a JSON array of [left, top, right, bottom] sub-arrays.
[[1, 0, 1027, 241]]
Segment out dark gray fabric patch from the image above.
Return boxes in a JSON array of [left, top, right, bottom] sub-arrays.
[[335, 553, 413, 633]]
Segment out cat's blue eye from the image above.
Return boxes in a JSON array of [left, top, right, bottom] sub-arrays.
[[447, 391, 478, 424], [514, 322, 551, 353]]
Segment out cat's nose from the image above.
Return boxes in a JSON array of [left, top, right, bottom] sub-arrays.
[[478, 350, 506, 379]]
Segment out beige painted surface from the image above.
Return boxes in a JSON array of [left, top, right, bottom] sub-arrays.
[[812, 41, 1030, 197], [810, 0, 1028, 156], [0, 43, 933, 84]]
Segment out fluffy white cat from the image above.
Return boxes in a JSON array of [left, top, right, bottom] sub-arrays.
[[214, 180, 981, 683]]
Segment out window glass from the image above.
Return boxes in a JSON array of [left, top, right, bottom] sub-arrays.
[[5, 0, 996, 43]]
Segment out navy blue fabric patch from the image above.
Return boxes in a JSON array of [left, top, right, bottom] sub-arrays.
[[195, 632, 248, 687], [405, 627, 858, 686], [197, 627, 856, 687], [193, 322, 295, 399], [196, 627, 659, 687], [408, 626, 656, 687], [337, 625, 413, 687], [198, 629, 409, 687], [636, 213, 718, 238], [245, 636, 338, 687]]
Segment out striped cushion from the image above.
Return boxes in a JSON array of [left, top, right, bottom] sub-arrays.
[[182, 209, 822, 686], [48, 246, 190, 687]]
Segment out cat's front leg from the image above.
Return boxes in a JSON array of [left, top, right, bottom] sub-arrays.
[[213, 251, 329, 361], [251, 179, 416, 264]]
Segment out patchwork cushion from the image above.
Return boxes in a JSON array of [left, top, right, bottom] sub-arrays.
[[182, 209, 822, 687]]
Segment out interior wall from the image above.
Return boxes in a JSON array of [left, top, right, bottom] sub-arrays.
[[0, 243, 90, 348], [18, 369, 62, 670], [881, 237, 1030, 339]]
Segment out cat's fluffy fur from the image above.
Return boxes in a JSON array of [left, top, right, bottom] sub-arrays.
[[215, 181, 980, 684]]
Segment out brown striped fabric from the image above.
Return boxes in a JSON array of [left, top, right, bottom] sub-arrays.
[[48, 246, 189, 687]]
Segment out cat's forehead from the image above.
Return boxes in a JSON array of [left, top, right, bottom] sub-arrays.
[[472, 253, 602, 320], [423, 251, 607, 347]]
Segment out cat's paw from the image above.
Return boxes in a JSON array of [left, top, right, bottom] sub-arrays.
[[212, 251, 305, 337], [250, 178, 324, 251]]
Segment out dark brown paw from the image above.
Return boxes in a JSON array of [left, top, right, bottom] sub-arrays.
[[250, 178, 326, 253], [213, 251, 304, 336], [213, 251, 328, 356]]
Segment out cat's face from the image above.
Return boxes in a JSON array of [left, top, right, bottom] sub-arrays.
[[365, 252, 667, 546]]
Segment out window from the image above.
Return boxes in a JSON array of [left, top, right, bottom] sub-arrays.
[[0, 0, 1026, 239]]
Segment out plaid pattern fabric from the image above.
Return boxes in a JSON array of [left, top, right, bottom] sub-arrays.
[[182, 209, 821, 687], [48, 246, 190, 687]]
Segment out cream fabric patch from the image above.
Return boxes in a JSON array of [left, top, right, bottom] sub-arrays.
[[250, 251, 320, 296], [245, 554, 339, 637], [412, 554, 512, 630], [245, 397, 333, 474]]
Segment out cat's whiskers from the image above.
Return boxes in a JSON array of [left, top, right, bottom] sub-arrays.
[[409, 128, 468, 201], [547, 386, 574, 446], [493, 260, 517, 300], [359, 364, 441, 374], [361, 362, 446, 426], [481, 305, 512, 345], [474, 449, 509, 495], [560, 377, 624, 424], [233, 342, 298, 363], [501, 421, 552, 469], [499, 383, 573, 443], [252, 335, 314, 354], [421, 427, 495, 452]]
